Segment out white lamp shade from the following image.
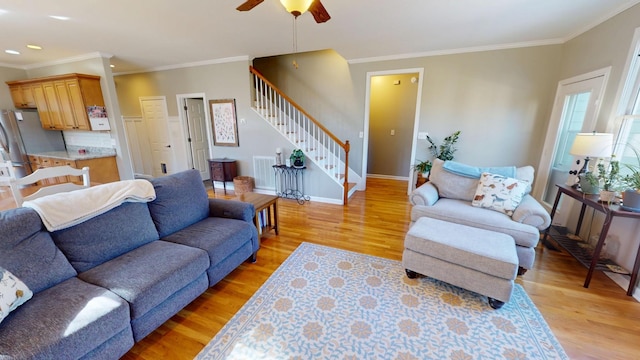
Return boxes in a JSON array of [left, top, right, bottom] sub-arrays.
[[280, 0, 313, 15], [569, 132, 613, 158]]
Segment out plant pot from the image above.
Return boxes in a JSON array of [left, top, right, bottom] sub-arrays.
[[599, 190, 616, 203], [622, 189, 640, 212], [293, 159, 304, 168], [578, 178, 599, 194], [416, 172, 428, 188]]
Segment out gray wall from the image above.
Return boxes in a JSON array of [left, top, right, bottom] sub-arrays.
[[256, 45, 563, 187], [556, 4, 640, 283], [0, 66, 28, 109], [114, 60, 344, 201]]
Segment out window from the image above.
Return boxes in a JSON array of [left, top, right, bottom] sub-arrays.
[[613, 29, 640, 174]]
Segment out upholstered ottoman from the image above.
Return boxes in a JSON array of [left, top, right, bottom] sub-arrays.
[[403, 217, 519, 309]]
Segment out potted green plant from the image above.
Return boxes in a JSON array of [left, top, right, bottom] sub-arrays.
[[290, 149, 305, 168], [596, 159, 621, 202], [413, 130, 461, 187], [621, 146, 640, 211]]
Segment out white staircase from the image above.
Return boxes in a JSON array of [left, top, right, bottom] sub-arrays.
[[250, 67, 359, 204]]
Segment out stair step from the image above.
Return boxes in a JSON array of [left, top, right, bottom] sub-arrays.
[[326, 165, 335, 170], [295, 140, 305, 143], [314, 156, 325, 161]]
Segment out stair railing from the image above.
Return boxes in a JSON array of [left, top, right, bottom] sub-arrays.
[[250, 66, 351, 204]]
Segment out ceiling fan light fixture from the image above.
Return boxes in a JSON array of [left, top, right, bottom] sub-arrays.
[[280, 0, 313, 17]]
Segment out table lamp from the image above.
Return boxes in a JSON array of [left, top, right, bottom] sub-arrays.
[[569, 132, 613, 185]]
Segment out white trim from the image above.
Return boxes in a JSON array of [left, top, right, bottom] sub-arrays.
[[362, 68, 424, 195], [22, 52, 113, 70], [564, 1, 640, 43], [604, 272, 640, 302], [609, 27, 640, 142], [348, 39, 563, 64], [114, 56, 250, 76], [533, 67, 611, 203], [367, 174, 409, 181]]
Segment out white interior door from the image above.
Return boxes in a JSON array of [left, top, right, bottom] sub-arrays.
[[140, 97, 175, 177], [534, 68, 609, 226], [184, 98, 210, 180]]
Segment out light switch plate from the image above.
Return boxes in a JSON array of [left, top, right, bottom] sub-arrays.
[[418, 132, 428, 140]]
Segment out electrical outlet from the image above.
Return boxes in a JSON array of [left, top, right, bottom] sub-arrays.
[[418, 132, 428, 140]]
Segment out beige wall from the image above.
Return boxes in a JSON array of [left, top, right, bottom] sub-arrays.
[[368, 74, 418, 177], [0, 66, 28, 109], [256, 45, 562, 184], [555, 3, 640, 283], [559, 3, 640, 132]]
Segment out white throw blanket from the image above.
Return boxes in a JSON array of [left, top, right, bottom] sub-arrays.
[[23, 179, 156, 231]]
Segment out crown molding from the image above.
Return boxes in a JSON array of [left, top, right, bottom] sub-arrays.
[[21, 52, 114, 70], [113, 55, 251, 76], [347, 39, 565, 65]]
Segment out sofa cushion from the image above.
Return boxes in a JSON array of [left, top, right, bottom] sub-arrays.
[[148, 170, 210, 238], [51, 202, 160, 273], [472, 172, 529, 216], [411, 198, 540, 248], [0, 266, 33, 324], [0, 277, 132, 359], [77, 240, 209, 320], [162, 217, 258, 286], [428, 159, 535, 202], [0, 208, 77, 294]]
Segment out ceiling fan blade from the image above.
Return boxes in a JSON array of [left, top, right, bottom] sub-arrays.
[[309, 0, 331, 23], [236, 0, 264, 11]]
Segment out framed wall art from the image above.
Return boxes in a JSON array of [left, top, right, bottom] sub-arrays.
[[209, 99, 239, 147]]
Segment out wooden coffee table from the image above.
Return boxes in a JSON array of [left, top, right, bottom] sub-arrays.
[[237, 192, 279, 238]]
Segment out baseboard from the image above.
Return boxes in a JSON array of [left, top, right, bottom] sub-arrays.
[[367, 174, 409, 181]]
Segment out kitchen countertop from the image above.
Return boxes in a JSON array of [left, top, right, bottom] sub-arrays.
[[30, 150, 116, 161]]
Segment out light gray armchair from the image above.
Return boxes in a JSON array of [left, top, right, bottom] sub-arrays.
[[409, 159, 551, 274]]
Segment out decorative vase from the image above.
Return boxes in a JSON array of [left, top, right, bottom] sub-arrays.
[[622, 189, 640, 212], [599, 190, 616, 203], [578, 178, 599, 194]]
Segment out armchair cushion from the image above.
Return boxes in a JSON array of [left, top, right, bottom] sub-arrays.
[[428, 159, 536, 203], [471, 172, 529, 216]]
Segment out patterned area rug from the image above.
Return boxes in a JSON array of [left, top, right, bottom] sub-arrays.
[[196, 243, 567, 360]]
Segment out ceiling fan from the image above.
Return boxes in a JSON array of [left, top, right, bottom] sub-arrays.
[[237, 0, 331, 23]]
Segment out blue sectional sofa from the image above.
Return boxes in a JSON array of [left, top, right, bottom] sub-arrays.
[[0, 170, 259, 359]]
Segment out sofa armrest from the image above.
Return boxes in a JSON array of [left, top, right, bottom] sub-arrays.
[[511, 195, 551, 230], [208, 199, 255, 223], [409, 182, 439, 206]]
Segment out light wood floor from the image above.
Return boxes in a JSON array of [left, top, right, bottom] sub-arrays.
[[3, 180, 640, 359]]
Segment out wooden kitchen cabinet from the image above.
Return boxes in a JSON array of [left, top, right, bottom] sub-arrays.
[[9, 84, 36, 108], [29, 154, 119, 185], [7, 74, 105, 131]]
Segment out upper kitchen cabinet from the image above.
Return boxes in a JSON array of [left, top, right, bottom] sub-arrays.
[[6, 74, 106, 131], [9, 83, 37, 108]]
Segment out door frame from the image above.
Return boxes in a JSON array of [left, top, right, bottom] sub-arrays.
[[176, 92, 212, 167], [363, 67, 424, 194], [533, 67, 611, 206]]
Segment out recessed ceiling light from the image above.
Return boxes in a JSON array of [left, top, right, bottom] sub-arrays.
[[110, 64, 115, 68], [26, 44, 42, 50], [5, 50, 20, 55], [49, 15, 70, 20]]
